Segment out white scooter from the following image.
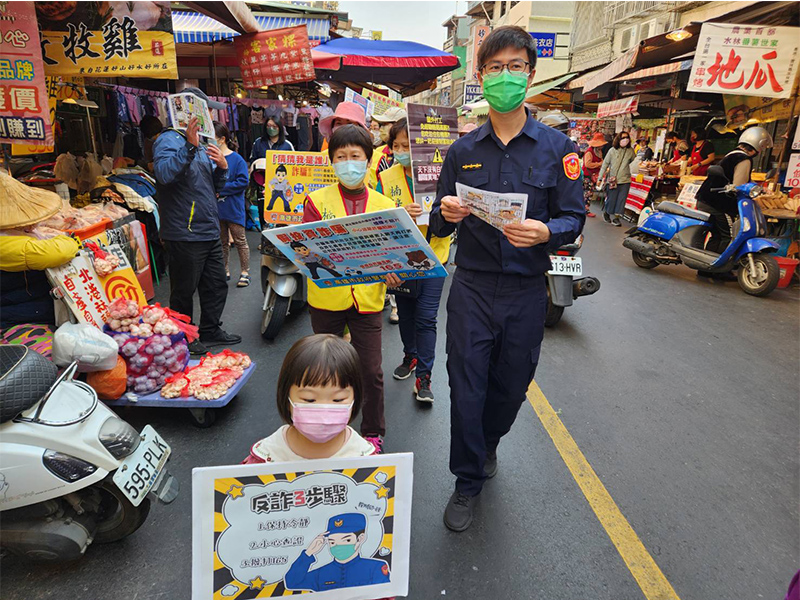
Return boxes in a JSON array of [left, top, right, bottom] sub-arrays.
[[260, 231, 306, 340], [0, 345, 178, 561]]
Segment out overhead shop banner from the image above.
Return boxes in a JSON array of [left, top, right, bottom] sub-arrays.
[[0, 1, 54, 146], [471, 25, 490, 81], [687, 23, 800, 99], [362, 89, 403, 116], [235, 25, 315, 89], [596, 95, 639, 119], [263, 150, 336, 225], [407, 103, 458, 225], [723, 94, 796, 129], [37, 1, 178, 79], [530, 32, 556, 58]]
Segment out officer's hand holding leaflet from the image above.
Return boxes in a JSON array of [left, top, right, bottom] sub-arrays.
[[440, 195, 471, 223], [503, 219, 551, 248], [185, 117, 200, 147]]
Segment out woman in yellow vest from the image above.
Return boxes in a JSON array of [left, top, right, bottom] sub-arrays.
[[376, 118, 452, 404], [303, 124, 396, 454]]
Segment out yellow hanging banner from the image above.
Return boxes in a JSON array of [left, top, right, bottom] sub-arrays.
[[38, 2, 178, 79]]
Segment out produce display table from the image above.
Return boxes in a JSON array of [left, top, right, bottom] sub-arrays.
[[104, 361, 256, 427]]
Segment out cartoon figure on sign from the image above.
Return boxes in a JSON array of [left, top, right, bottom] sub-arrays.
[[291, 241, 343, 280], [267, 165, 293, 212], [284, 513, 390, 592], [405, 250, 434, 271]]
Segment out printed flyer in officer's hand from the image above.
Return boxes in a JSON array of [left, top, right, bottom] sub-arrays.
[[192, 453, 413, 600], [167, 93, 215, 138], [263, 207, 448, 287], [455, 182, 528, 231]]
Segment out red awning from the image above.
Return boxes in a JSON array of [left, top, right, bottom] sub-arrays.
[[596, 95, 639, 119]]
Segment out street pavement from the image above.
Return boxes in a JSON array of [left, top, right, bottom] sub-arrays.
[[2, 215, 798, 600]]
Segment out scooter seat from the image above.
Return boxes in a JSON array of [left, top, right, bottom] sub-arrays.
[[658, 201, 711, 221], [0, 345, 58, 423]]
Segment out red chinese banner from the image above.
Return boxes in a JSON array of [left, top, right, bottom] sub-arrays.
[[596, 95, 639, 119], [235, 26, 315, 89], [687, 23, 800, 99], [0, 1, 54, 146]]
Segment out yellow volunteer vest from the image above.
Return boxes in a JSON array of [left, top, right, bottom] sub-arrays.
[[378, 163, 451, 264], [368, 145, 387, 189], [306, 184, 395, 313]]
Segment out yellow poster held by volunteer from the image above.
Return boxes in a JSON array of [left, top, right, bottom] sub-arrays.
[[38, 1, 178, 79], [264, 151, 337, 225]]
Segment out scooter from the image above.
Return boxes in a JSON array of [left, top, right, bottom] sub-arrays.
[[546, 234, 601, 327], [0, 346, 178, 561], [260, 231, 306, 340], [622, 165, 780, 297]]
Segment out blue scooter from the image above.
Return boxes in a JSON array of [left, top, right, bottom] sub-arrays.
[[623, 165, 780, 297]]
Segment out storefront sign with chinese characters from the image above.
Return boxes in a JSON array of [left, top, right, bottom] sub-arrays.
[[361, 89, 403, 116], [46, 253, 111, 328], [407, 103, 459, 225], [471, 25, 490, 81], [785, 154, 800, 189], [530, 32, 557, 58], [38, 1, 178, 79], [235, 26, 315, 89], [0, 1, 54, 145], [687, 23, 800, 99], [463, 83, 483, 104]]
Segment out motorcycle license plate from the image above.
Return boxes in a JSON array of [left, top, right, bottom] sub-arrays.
[[548, 256, 583, 277], [113, 425, 171, 507]]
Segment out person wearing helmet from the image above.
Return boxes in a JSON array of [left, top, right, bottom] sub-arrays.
[[696, 125, 773, 257]]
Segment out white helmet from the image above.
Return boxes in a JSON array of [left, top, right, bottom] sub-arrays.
[[738, 126, 772, 154]]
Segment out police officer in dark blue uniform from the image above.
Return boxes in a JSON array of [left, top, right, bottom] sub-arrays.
[[284, 513, 390, 591], [429, 26, 585, 532]]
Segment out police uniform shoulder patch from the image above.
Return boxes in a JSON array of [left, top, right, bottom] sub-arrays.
[[563, 153, 580, 180]]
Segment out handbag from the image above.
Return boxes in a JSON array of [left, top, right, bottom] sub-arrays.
[[607, 176, 618, 190]]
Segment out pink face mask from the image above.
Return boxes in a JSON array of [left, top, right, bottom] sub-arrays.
[[290, 400, 352, 443]]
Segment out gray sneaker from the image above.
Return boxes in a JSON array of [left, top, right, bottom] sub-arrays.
[[484, 451, 498, 478], [444, 489, 477, 532]]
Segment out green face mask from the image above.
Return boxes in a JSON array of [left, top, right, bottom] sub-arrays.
[[267, 126, 280, 137], [330, 543, 357, 561], [482, 70, 529, 114]]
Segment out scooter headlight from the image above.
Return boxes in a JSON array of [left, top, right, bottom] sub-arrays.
[[99, 417, 141, 459], [43, 450, 97, 482]]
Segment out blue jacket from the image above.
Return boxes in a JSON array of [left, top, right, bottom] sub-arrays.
[[216, 151, 249, 227], [284, 551, 390, 592], [249, 137, 294, 163], [153, 130, 228, 242]]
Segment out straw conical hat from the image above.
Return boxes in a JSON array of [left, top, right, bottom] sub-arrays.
[[0, 172, 61, 229]]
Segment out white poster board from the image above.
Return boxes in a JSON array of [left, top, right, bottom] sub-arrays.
[[168, 93, 215, 138], [676, 182, 702, 209], [46, 251, 110, 328], [192, 453, 413, 600], [687, 23, 800, 98], [785, 154, 800, 188], [792, 123, 800, 152]]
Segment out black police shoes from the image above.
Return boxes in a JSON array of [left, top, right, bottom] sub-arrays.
[[444, 489, 477, 532]]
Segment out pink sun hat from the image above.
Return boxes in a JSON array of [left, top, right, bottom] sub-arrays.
[[319, 102, 368, 139]]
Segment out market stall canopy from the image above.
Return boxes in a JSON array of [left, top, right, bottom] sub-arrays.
[[172, 11, 332, 43], [311, 38, 459, 95], [183, 1, 261, 34], [464, 73, 576, 116]]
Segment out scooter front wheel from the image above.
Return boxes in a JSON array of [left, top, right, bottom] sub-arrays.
[[738, 253, 779, 297], [261, 293, 291, 340]]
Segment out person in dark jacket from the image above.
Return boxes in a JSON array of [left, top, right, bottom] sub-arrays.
[[213, 121, 251, 288], [249, 116, 294, 163], [153, 87, 241, 355]]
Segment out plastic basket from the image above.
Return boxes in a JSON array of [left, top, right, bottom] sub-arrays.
[[775, 256, 799, 289]]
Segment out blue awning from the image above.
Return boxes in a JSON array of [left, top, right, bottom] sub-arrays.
[[172, 11, 331, 44]]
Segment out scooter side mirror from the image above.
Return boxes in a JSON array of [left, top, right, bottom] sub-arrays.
[[707, 165, 726, 180]]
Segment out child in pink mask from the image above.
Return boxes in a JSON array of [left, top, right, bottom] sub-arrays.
[[243, 334, 375, 463]]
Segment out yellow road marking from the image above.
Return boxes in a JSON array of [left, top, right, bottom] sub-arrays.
[[528, 380, 682, 600]]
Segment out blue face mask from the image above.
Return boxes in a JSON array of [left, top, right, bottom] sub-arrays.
[[394, 152, 411, 167], [334, 160, 368, 188]]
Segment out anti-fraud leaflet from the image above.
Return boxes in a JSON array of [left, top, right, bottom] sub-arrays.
[[192, 453, 413, 600], [263, 207, 448, 287], [167, 93, 214, 138], [456, 182, 528, 231]]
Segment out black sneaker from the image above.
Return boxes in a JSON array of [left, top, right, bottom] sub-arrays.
[[200, 329, 242, 348], [414, 375, 434, 403], [603, 212, 611, 223], [484, 451, 498, 478], [393, 354, 417, 380], [188, 339, 209, 355], [444, 489, 477, 532], [612, 217, 622, 227]]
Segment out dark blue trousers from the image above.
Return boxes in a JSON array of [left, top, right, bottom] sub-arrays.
[[446, 268, 547, 496], [395, 277, 446, 379]]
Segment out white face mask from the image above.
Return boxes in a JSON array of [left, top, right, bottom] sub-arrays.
[[620, 139, 630, 147]]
